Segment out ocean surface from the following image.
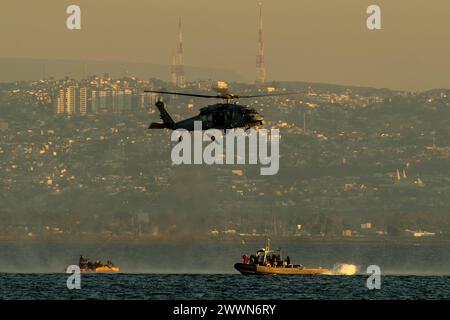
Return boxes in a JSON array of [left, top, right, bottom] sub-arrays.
[[1, 241, 450, 299], [1, 273, 450, 299]]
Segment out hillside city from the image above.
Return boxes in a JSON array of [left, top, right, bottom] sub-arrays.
[[0, 75, 449, 242]]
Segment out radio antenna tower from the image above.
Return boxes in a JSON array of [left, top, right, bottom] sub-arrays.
[[171, 16, 186, 88], [257, 2, 266, 87]]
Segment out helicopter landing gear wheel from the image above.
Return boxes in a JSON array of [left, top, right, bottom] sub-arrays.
[[205, 133, 216, 142]]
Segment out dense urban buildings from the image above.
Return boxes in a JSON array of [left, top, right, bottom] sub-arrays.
[[52, 76, 158, 116]]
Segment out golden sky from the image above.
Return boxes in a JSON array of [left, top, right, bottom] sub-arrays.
[[1, 0, 449, 90]]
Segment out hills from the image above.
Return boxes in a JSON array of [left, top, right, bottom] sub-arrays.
[[0, 58, 245, 83]]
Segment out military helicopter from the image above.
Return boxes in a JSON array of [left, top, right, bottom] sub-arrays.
[[144, 89, 298, 136]]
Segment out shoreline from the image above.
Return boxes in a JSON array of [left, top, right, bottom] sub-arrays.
[[1, 236, 449, 245]]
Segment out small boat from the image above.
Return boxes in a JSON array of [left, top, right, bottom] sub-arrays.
[[77, 255, 120, 273], [234, 239, 330, 275]]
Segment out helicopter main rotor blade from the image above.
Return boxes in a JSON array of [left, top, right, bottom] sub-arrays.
[[144, 90, 221, 99], [144, 90, 304, 100], [236, 92, 303, 99]]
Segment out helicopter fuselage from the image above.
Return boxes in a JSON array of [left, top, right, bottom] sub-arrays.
[[172, 103, 264, 131]]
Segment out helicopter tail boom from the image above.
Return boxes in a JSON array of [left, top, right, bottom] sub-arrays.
[[148, 122, 167, 129]]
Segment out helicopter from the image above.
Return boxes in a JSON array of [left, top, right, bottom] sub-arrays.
[[144, 89, 298, 136]]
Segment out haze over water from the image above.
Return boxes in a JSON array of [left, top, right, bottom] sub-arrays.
[[1, 241, 450, 275]]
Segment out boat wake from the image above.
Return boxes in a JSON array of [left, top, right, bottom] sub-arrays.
[[325, 263, 359, 276]]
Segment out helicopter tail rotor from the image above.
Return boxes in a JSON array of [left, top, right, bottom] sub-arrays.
[[149, 100, 175, 130]]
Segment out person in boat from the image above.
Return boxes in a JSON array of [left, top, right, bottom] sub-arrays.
[[274, 254, 283, 267], [86, 260, 94, 270], [276, 254, 282, 267], [78, 255, 88, 269], [250, 254, 256, 265], [271, 254, 277, 267], [94, 260, 103, 268], [256, 250, 265, 265], [286, 256, 291, 266], [107, 260, 115, 267], [242, 255, 249, 264]]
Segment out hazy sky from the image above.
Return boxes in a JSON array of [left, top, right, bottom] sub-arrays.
[[1, 0, 449, 90]]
